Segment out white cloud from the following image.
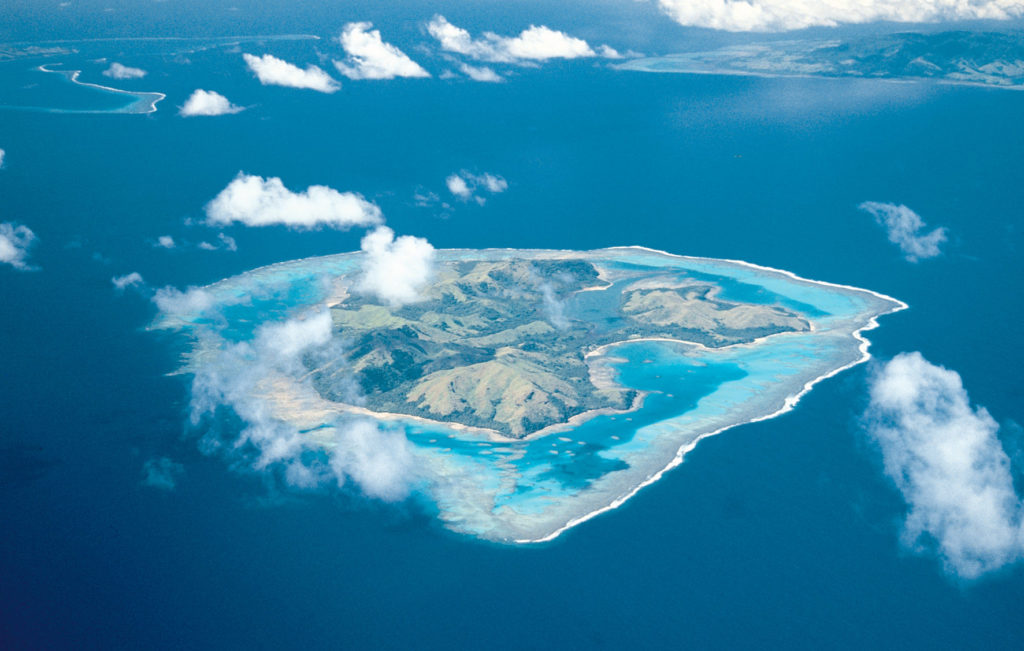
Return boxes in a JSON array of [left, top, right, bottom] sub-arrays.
[[445, 174, 472, 199], [413, 189, 442, 207], [539, 281, 570, 329], [0, 222, 37, 271], [655, 0, 1024, 32], [189, 312, 335, 457], [458, 63, 504, 82], [357, 226, 435, 306], [334, 22, 430, 80], [445, 171, 508, 203], [243, 53, 340, 93], [103, 62, 146, 79], [326, 419, 414, 501], [112, 271, 144, 291], [185, 308, 416, 500], [179, 89, 244, 117], [427, 15, 617, 64], [866, 352, 1024, 580], [153, 286, 215, 319], [257, 308, 333, 362], [156, 235, 176, 249], [0, 148, 5, 168], [142, 457, 184, 490], [859, 202, 947, 262], [198, 233, 237, 252], [205, 173, 383, 230], [411, 188, 454, 216], [478, 173, 508, 194], [500, 25, 596, 61]]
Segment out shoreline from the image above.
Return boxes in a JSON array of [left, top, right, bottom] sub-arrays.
[[182, 245, 908, 315], [614, 58, 1024, 91], [306, 375, 648, 443], [37, 64, 166, 114], [514, 287, 906, 544]]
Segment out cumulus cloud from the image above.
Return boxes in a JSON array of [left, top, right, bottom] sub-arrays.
[[153, 286, 215, 320], [0, 148, 5, 168], [103, 62, 146, 79], [0, 222, 37, 271], [596, 45, 624, 59], [326, 419, 415, 500], [445, 171, 508, 204], [155, 235, 176, 249], [445, 174, 472, 199], [357, 226, 435, 306], [179, 89, 244, 117], [655, 0, 1024, 32], [427, 15, 617, 64], [458, 63, 504, 82], [859, 202, 947, 262], [866, 352, 1024, 580], [185, 308, 415, 500], [111, 271, 144, 291], [198, 233, 238, 252], [478, 174, 509, 194], [142, 457, 184, 490], [334, 22, 430, 80], [259, 308, 333, 361], [243, 53, 340, 93], [205, 173, 383, 230]]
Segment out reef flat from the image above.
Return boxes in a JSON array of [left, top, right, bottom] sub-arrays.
[[155, 248, 904, 543], [34, 65, 165, 114]]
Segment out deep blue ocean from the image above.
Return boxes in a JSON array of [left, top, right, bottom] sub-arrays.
[[2, 3, 1024, 648]]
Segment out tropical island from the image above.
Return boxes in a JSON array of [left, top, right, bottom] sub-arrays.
[[618, 31, 1024, 89], [157, 247, 904, 543]]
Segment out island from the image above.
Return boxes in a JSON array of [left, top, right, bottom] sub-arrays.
[[321, 258, 809, 438], [617, 31, 1024, 89], [155, 247, 904, 543]]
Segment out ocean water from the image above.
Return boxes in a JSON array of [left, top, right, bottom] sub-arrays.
[[2, 12, 1024, 650]]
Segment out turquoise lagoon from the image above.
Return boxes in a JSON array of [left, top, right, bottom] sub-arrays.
[[156, 247, 903, 543]]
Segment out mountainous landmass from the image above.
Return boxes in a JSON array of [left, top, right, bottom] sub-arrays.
[[310, 257, 809, 437]]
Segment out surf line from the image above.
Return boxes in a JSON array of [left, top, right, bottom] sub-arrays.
[[514, 246, 907, 544], [37, 64, 166, 114]]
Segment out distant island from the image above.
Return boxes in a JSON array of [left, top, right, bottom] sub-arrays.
[[618, 31, 1024, 89]]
